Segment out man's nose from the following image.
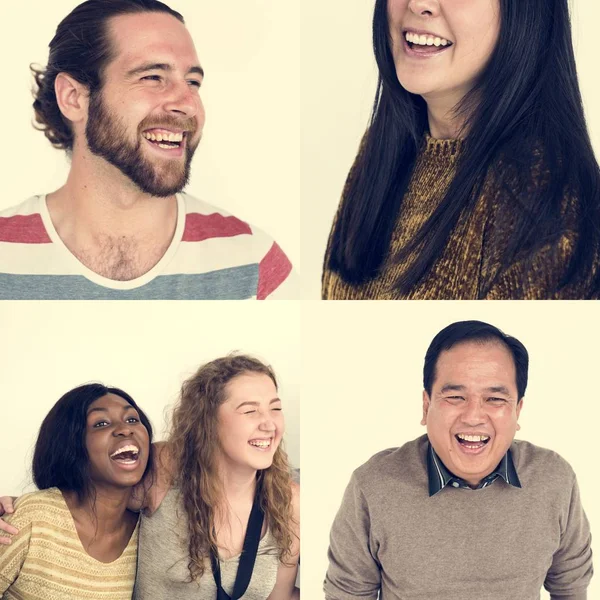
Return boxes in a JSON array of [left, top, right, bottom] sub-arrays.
[[162, 80, 200, 118], [460, 399, 487, 425]]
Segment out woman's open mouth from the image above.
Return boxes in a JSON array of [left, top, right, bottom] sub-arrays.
[[403, 31, 453, 57], [109, 444, 141, 468]]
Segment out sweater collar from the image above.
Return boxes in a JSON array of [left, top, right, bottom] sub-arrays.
[[427, 441, 521, 497]]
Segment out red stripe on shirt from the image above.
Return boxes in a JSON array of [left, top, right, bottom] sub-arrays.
[[257, 242, 292, 300], [0, 214, 51, 243], [183, 212, 252, 242]]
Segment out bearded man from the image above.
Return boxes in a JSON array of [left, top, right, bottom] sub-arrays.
[[0, 0, 296, 299]]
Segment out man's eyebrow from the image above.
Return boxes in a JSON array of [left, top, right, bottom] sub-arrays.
[[126, 62, 204, 78], [235, 397, 281, 410], [485, 385, 511, 395], [440, 384, 466, 394]]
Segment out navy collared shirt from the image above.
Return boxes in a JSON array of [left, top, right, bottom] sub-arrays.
[[427, 441, 521, 496]]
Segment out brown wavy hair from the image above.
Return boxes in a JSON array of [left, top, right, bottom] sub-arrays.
[[31, 0, 184, 151], [166, 354, 296, 581]]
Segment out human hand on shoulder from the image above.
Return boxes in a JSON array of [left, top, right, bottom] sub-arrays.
[[0, 496, 19, 544]]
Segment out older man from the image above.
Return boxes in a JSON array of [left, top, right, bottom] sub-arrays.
[[325, 320, 592, 599], [0, 0, 296, 299]]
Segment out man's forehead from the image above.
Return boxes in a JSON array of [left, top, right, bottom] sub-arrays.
[[433, 340, 517, 388], [106, 11, 201, 72]]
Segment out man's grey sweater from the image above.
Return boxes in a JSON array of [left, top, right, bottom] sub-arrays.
[[325, 435, 592, 600]]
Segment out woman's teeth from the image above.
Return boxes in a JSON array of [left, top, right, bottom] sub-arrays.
[[110, 444, 140, 463], [405, 32, 451, 47], [249, 439, 271, 449]]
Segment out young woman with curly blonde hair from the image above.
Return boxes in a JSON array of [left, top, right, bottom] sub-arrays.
[[134, 354, 299, 599]]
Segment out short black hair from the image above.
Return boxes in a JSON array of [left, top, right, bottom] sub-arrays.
[[32, 0, 185, 150], [32, 383, 153, 502], [423, 321, 529, 399]]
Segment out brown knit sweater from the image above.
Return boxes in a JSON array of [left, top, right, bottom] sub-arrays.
[[322, 136, 598, 299]]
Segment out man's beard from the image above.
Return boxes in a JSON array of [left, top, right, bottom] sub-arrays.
[[85, 91, 199, 198]]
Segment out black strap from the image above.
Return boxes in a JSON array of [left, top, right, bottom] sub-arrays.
[[210, 488, 265, 600]]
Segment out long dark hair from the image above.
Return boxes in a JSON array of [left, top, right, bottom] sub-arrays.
[[33, 383, 153, 503], [32, 0, 184, 150], [328, 0, 600, 295]]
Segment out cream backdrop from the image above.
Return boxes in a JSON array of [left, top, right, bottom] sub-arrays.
[[1, 0, 300, 269], [301, 301, 599, 599], [0, 301, 300, 496], [302, 0, 600, 298]]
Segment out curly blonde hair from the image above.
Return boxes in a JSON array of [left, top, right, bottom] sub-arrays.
[[166, 354, 295, 581]]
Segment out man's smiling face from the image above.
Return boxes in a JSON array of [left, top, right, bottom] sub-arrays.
[[84, 11, 205, 197], [421, 340, 523, 486]]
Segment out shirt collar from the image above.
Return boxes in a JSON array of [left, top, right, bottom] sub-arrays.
[[427, 441, 521, 497]]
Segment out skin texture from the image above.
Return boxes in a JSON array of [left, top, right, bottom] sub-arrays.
[[0, 394, 150, 560], [421, 341, 523, 486], [388, 0, 500, 137], [83, 13, 204, 198], [62, 393, 151, 562], [84, 393, 150, 490], [46, 12, 206, 280], [217, 373, 285, 474]]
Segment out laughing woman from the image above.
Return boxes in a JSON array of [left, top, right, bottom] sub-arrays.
[[322, 0, 600, 299], [134, 354, 299, 600], [0, 384, 152, 599]]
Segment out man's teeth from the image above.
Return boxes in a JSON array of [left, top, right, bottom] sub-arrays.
[[142, 131, 184, 143], [457, 434, 490, 443], [249, 440, 271, 448], [405, 32, 450, 47], [110, 444, 139, 459]]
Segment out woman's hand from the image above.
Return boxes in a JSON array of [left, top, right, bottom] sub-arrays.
[[0, 496, 18, 545]]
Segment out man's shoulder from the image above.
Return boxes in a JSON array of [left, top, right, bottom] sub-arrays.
[[0, 196, 42, 219], [180, 192, 273, 248], [512, 439, 577, 483], [180, 192, 296, 299], [353, 436, 427, 491], [0, 197, 49, 243]]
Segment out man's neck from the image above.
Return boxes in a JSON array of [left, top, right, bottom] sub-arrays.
[[46, 154, 178, 281]]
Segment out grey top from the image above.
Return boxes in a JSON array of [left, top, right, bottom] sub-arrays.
[[325, 435, 593, 600], [134, 487, 279, 599]]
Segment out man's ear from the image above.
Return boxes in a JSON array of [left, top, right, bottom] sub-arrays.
[[421, 390, 431, 426], [54, 72, 90, 124], [516, 397, 524, 431]]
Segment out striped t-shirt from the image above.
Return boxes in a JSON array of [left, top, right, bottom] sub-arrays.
[[0, 193, 297, 299], [0, 488, 138, 600]]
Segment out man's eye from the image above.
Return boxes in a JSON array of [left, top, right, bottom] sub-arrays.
[[243, 410, 257, 415], [488, 397, 507, 403], [142, 75, 162, 82], [446, 396, 465, 402], [187, 80, 201, 88], [271, 407, 283, 412]]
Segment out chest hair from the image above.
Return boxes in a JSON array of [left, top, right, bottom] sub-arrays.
[[73, 233, 170, 281]]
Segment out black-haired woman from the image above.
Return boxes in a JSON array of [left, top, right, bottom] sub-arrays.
[[323, 0, 600, 299], [0, 384, 152, 599]]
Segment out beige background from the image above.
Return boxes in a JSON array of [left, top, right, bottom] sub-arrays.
[[0, 301, 300, 495], [301, 301, 599, 599], [301, 0, 600, 298], [1, 0, 300, 269]]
